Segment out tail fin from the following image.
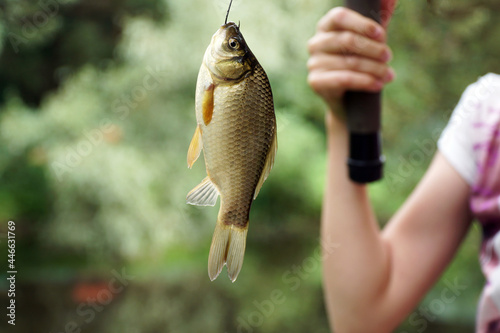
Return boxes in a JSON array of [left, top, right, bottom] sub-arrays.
[[208, 221, 248, 282]]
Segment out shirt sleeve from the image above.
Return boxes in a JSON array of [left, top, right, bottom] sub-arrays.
[[437, 83, 478, 185]]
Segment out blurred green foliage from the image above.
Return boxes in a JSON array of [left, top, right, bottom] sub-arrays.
[[0, 0, 498, 332]]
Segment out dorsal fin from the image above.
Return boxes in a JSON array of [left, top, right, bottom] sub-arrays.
[[254, 128, 277, 199]]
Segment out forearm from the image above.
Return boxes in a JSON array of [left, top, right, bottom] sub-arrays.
[[321, 111, 392, 331], [321, 111, 473, 333], [309, 6, 459, 331]]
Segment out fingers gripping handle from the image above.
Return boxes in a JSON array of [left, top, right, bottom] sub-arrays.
[[343, 0, 384, 183]]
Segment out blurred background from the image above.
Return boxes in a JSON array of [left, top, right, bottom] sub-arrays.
[[0, 0, 498, 332]]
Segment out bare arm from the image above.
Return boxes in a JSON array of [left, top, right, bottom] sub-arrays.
[[309, 7, 472, 332], [322, 114, 471, 332]]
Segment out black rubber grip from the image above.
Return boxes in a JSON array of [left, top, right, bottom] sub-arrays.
[[344, 0, 384, 183], [348, 132, 384, 183]]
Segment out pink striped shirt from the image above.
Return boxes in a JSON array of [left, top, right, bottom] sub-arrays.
[[438, 73, 500, 332]]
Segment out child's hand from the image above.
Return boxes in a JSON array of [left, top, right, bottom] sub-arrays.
[[307, 7, 395, 116]]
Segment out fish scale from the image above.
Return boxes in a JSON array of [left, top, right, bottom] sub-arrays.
[[186, 22, 277, 282], [205, 66, 274, 225]]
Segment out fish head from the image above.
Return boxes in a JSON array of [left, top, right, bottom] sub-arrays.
[[204, 22, 255, 82]]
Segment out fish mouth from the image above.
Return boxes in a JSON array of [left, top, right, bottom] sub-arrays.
[[219, 21, 241, 43], [209, 21, 249, 59], [204, 20, 254, 82], [221, 21, 239, 31]]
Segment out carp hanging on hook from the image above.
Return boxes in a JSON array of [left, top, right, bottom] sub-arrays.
[[186, 0, 277, 282]]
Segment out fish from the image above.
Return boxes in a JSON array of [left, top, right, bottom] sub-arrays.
[[186, 15, 277, 282]]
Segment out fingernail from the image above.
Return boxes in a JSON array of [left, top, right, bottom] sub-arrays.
[[373, 80, 384, 91], [382, 49, 392, 62], [384, 68, 395, 82], [373, 26, 384, 38]]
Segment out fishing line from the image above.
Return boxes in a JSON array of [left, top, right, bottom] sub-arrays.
[[225, 0, 234, 24]]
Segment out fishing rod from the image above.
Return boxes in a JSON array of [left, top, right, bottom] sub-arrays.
[[343, 0, 384, 183]]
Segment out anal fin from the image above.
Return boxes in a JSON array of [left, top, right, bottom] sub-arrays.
[[186, 176, 219, 206]]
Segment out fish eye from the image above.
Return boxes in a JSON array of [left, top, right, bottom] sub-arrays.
[[228, 38, 240, 50]]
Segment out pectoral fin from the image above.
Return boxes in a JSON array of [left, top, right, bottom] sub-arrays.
[[254, 128, 277, 199], [202, 83, 215, 126], [187, 125, 202, 169]]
